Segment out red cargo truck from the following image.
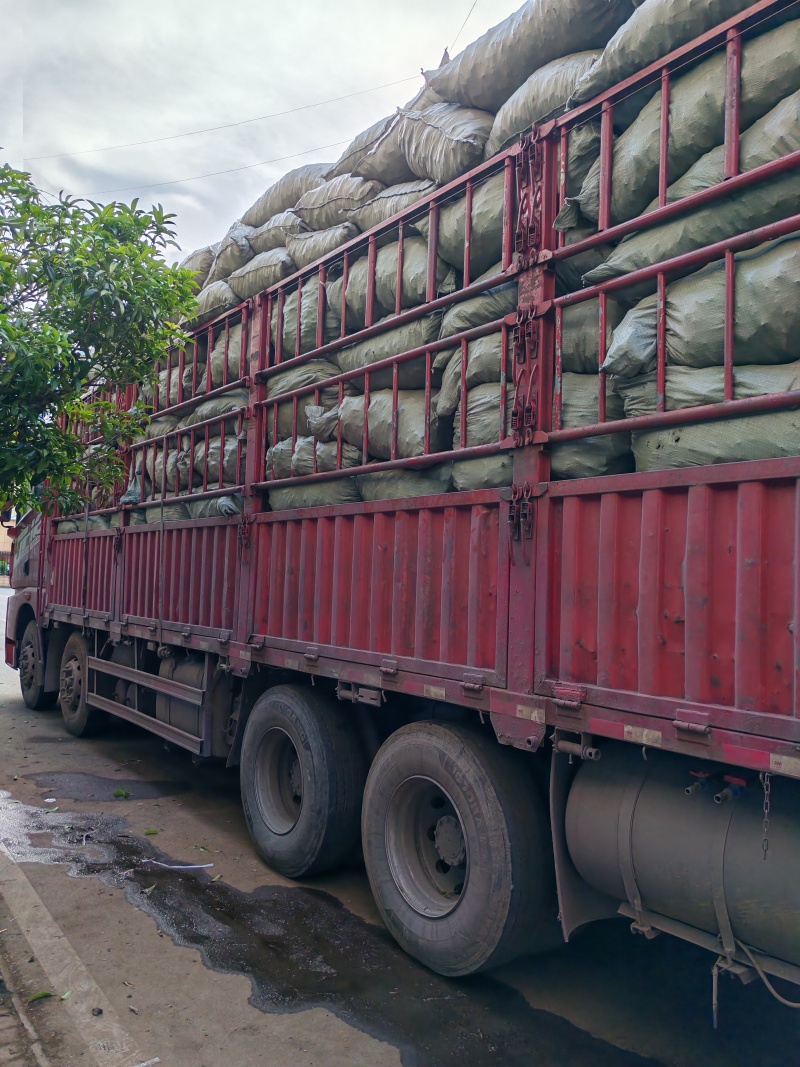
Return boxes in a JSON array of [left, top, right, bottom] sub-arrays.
[[6, 0, 800, 998]]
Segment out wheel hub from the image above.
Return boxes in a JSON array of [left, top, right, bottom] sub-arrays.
[[386, 776, 469, 918], [434, 815, 466, 867], [60, 658, 82, 711], [289, 757, 303, 802], [255, 727, 304, 836], [19, 643, 35, 690]]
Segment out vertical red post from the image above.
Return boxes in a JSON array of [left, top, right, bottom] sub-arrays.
[[276, 289, 286, 365], [336, 381, 344, 469], [502, 157, 515, 270], [240, 303, 250, 379], [391, 362, 399, 460], [463, 179, 474, 287], [553, 305, 564, 431], [500, 325, 509, 439], [459, 336, 468, 448], [656, 272, 667, 412], [362, 371, 371, 461], [340, 254, 349, 339], [426, 200, 440, 303], [724, 28, 742, 181], [597, 101, 614, 232], [295, 282, 303, 359], [316, 264, 327, 351], [596, 294, 607, 422], [424, 350, 432, 454], [557, 127, 569, 250], [366, 236, 378, 328], [724, 248, 736, 401], [658, 68, 671, 208], [205, 326, 214, 394], [395, 222, 405, 317], [260, 294, 271, 374]]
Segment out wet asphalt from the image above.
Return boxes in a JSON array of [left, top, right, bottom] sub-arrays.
[[1, 592, 800, 1066]]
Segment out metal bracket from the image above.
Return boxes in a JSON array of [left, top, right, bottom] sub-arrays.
[[337, 681, 383, 707]]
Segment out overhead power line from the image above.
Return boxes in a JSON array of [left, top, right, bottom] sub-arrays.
[[450, 0, 479, 52], [80, 138, 351, 197], [24, 75, 419, 162]]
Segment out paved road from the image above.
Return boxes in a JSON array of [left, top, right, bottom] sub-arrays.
[[0, 588, 798, 1067]]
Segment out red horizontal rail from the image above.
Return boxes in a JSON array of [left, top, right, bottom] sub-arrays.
[[549, 0, 798, 130], [252, 440, 510, 492], [552, 151, 800, 262], [256, 317, 510, 401], [547, 389, 800, 442], [256, 271, 517, 381], [554, 213, 800, 307]]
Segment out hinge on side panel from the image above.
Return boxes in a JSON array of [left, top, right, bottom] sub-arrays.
[[552, 682, 587, 710], [460, 672, 485, 694]]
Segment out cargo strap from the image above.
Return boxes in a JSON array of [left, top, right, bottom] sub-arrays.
[[712, 801, 738, 958], [617, 756, 650, 920]]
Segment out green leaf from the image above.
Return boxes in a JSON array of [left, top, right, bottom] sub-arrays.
[[60, 989, 72, 1000], [112, 788, 130, 799], [144, 828, 158, 835], [141, 884, 156, 896], [27, 991, 54, 1003]]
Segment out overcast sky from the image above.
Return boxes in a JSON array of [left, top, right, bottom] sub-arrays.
[[2, 0, 523, 262]]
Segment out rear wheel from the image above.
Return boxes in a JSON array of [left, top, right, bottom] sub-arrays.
[[240, 684, 367, 878], [362, 721, 556, 976], [59, 632, 107, 737], [19, 621, 57, 710]]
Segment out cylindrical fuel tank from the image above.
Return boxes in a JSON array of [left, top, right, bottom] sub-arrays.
[[565, 744, 800, 967]]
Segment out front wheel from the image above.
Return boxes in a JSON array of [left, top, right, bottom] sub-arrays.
[[240, 684, 367, 879], [19, 620, 58, 710], [362, 722, 557, 976]]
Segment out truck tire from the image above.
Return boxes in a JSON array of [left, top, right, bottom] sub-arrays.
[[58, 632, 107, 737], [362, 721, 556, 976], [19, 621, 58, 711], [240, 684, 367, 879]]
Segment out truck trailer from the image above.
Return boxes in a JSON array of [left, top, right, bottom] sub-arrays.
[[6, 0, 800, 1005]]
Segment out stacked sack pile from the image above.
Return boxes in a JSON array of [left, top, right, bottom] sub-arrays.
[[176, 0, 639, 510], [553, 0, 800, 472], [62, 0, 800, 533]]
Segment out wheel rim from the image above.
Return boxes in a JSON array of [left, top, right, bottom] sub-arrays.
[[385, 776, 469, 918], [19, 639, 37, 694], [59, 655, 83, 718], [254, 727, 304, 835]]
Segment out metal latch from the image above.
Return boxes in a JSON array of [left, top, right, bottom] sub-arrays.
[[304, 646, 319, 663], [379, 659, 398, 677]]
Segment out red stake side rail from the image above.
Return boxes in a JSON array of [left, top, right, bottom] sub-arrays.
[[13, 0, 800, 780], [8, 0, 800, 989]]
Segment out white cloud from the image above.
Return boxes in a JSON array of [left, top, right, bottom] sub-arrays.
[[17, 0, 523, 259]]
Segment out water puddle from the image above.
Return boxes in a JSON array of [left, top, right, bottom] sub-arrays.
[[25, 771, 190, 801], [0, 791, 658, 1067]]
